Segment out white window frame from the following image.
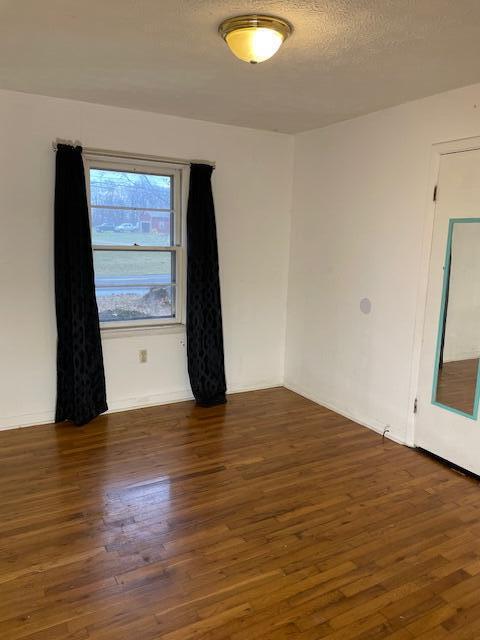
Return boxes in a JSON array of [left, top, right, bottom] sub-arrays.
[[83, 154, 187, 332]]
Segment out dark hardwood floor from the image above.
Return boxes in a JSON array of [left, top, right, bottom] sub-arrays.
[[1, 387, 480, 639]]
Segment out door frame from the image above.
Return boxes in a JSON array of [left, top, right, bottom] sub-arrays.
[[407, 135, 480, 447]]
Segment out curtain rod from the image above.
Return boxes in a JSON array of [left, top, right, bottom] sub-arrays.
[[51, 142, 215, 168]]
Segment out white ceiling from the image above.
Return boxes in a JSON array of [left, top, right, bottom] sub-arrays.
[[1, 0, 480, 133]]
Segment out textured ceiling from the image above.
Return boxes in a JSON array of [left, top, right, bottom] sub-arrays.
[[1, 0, 480, 133]]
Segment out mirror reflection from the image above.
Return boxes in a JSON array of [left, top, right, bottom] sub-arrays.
[[434, 220, 480, 416]]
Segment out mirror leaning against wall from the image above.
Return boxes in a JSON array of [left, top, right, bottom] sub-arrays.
[[433, 218, 480, 418]]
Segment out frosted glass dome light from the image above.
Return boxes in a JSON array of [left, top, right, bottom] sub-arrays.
[[219, 15, 293, 64]]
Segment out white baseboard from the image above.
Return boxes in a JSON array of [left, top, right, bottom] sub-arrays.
[[284, 380, 409, 446], [106, 389, 194, 414], [1, 380, 408, 450], [228, 380, 283, 394], [0, 380, 283, 431], [106, 380, 283, 415], [0, 410, 56, 431]]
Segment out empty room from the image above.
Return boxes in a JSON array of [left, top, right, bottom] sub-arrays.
[[3, 1, 480, 638]]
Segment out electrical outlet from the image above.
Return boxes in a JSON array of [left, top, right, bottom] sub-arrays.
[[139, 349, 148, 363]]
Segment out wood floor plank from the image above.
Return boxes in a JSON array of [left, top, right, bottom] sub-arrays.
[[1, 387, 480, 638]]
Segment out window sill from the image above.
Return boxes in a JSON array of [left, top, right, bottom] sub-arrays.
[[100, 323, 186, 340]]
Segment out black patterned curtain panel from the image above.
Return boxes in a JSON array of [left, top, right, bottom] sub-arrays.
[[54, 144, 108, 425], [186, 164, 227, 406]]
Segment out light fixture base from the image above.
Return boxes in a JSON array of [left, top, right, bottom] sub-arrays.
[[218, 14, 293, 41]]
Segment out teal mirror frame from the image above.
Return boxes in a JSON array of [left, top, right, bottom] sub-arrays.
[[431, 218, 480, 420]]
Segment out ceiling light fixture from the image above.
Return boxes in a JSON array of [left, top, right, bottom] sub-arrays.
[[218, 14, 292, 64]]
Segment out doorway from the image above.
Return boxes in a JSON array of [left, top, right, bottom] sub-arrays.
[[416, 146, 480, 474]]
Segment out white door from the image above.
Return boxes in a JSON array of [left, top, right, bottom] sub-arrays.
[[416, 148, 480, 474]]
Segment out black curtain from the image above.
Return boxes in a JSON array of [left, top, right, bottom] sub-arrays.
[[54, 144, 108, 425], [186, 164, 227, 406]]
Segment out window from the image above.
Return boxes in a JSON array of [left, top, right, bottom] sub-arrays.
[[85, 156, 185, 330]]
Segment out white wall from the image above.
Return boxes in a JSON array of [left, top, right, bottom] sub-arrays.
[[6, 80, 480, 439], [0, 89, 293, 428], [286, 82, 480, 445]]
